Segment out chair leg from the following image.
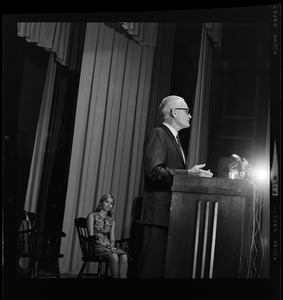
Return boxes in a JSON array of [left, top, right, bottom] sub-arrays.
[[97, 262, 102, 278], [34, 260, 38, 279], [28, 258, 37, 278], [78, 262, 87, 278], [55, 261, 61, 278]]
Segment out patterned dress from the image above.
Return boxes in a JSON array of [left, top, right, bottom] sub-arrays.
[[92, 212, 127, 257]]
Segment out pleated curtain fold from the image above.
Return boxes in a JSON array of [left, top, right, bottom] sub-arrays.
[[120, 22, 158, 47], [187, 24, 219, 167], [17, 22, 71, 66], [23, 54, 57, 213], [60, 22, 155, 274]]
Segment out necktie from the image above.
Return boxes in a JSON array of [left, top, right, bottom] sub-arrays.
[[176, 134, 186, 165]]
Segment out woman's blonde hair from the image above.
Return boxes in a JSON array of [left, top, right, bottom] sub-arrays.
[[95, 193, 115, 217]]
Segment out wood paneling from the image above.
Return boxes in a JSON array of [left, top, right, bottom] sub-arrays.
[[165, 176, 256, 278]]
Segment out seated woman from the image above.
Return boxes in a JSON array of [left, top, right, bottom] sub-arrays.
[[86, 194, 128, 278]]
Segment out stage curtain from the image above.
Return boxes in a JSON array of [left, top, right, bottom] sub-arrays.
[[187, 23, 221, 167], [17, 22, 71, 66], [60, 23, 155, 274], [120, 22, 158, 47], [23, 54, 57, 213], [21, 22, 85, 215]]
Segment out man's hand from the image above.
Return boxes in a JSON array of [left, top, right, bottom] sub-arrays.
[[188, 163, 213, 177]]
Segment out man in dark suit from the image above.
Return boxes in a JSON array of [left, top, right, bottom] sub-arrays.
[[139, 95, 213, 278]]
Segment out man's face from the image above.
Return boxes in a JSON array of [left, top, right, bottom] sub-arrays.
[[172, 101, 192, 130]]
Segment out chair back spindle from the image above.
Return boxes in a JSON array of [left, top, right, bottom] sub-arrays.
[[74, 217, 108, 278]]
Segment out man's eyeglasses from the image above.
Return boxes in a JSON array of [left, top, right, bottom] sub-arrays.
[[174, 108, 191, 116]]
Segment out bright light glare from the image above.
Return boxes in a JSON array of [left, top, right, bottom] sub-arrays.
[[257, 169, 267, 180]]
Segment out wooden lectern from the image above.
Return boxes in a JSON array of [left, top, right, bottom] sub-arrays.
[[165, 175, 259, 278]]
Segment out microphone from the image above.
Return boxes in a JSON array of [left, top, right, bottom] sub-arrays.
[[231, 154, 241, 162], [228, 161, 239, 169], [229, 154, 252, 180], [242, 158, 250, 169], [229, 154, 241, 169]]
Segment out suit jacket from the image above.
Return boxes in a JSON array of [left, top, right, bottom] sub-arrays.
[[141, 124, 188, 227]]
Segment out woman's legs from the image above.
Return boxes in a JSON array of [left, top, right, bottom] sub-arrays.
[[106, 253, 128, 278], [118, 254, 128, 278], [106, 253, 119, 278]]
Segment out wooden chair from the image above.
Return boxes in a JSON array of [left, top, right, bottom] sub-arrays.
[[117, 238, 128, 250], [74, 217, 110, 278], [35, 230, 66, 278], [17, 210, 38, 278], [17, 209, 66, 278], [75, 217, 132, 278]]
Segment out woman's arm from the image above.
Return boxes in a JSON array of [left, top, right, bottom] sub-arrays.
[[110, 220, 115, 246], [86, 213, 94, 236]]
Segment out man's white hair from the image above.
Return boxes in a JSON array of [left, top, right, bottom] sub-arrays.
[[159, 95, 185, 119]]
